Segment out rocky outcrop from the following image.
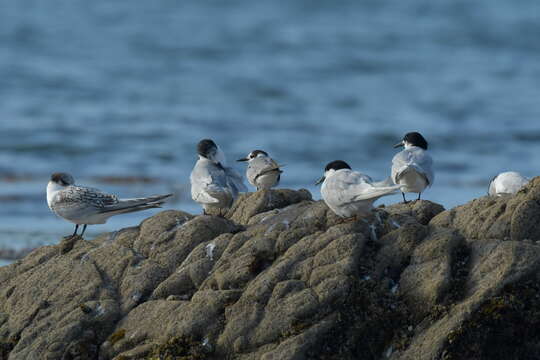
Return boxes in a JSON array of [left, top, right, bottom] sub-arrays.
[[430, 177, 540, 242], [1, 180, 540, 360]]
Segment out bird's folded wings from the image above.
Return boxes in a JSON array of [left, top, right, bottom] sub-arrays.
[[59, 186, 119, 208], [254, 158, 284, 180], [192, 174, 223, 204], [392, 149, 434, 185], [332, 171, 374, 203], [332, 171, 400, 203], [225, 167, 248, 193]]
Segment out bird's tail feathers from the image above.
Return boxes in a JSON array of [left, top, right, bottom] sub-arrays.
[[353, 185, 402, 201], [101, 202, 166, 216], [99, 194, 172, 214]]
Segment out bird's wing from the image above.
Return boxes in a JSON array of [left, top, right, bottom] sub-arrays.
[[54, 185, 119, 209], [392, 148, 434, 186], [225, 166, 248, 194], [190, 164, 229, 204], [249, 157, 283, 182], [328, 170, 398, 204], [100, 194, 172, 213]]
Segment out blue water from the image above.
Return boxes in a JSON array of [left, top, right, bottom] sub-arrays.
[[1, 0, 540, 255]]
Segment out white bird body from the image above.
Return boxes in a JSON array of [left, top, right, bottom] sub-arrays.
[[190, 156, 240, 212], [391, 146, 434, 194], [488, 171, 529, 196], [321, 168, 401, 218], [190, 139, 247, 213], [240, 151, 283, 190]]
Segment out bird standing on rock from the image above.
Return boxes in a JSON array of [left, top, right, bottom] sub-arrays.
[[391, 132, 434, 203], [190, 139, 247, 215], [237, 150, 283, 191], [317, 160, 402, 218], [47, 172, 172, 237]]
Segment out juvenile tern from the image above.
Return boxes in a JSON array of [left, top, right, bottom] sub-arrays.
[[190, 139, 247, 214], [237, 150, 283, 191], [317, 160, 402, 218], [47, 172, 172, 237], [391, 132, 434, 203], [488, 171, 529, 196]]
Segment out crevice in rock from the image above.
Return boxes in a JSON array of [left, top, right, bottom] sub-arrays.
[[442, 276, 540, 360], [0, 334, 18, 360], [443, 241, 471, 306]]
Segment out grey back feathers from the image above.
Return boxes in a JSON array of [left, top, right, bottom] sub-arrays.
[[191, 139, 247, 211], [320, 161, 401, 218], [239, 150, 283, 191]]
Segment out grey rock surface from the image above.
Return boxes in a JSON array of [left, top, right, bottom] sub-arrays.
[[1, 183, 540, 360]]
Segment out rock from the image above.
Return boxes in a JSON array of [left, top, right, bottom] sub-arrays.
[[399, 227, 466, 317], [430, 176, 540, 241], [1, 187, 540, 360], [384, 200, 446, 225], [58, 234, 82, 254], [398, 240, 540, 360], [227, 189, 312, 224]]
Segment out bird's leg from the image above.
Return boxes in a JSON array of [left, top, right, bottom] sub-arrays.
[[401, 192, 409, 204], [72, 224, 79, 237], [80, 224, 88, 237], [218, 208, 227, 218]]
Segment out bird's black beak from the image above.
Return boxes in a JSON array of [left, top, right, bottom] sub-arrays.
[[315, 176, 325, 185], [237, 158, 248, 162], [393, 141, 405, 148]]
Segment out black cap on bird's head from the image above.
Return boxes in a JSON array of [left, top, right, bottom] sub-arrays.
[[324, 160, 351, 172], [394, 132, 428, 150], [237, 149, 268, 162], [316, 160, 351, 185], [197, 139, 218, 158], [50, 172, 75, 186]]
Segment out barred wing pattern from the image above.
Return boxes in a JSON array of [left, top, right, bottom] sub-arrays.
[[52, 186, 119, 210]]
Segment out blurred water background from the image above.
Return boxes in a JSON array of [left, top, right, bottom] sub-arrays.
[[1, 0, 540, 260]]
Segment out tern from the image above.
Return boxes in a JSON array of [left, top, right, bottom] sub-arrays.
[[47, 172, 172, 237], [190, 139, 247, 214], [317, 160, 401, 218], [391, 132, 434, 203], [237, 150, 283, 191]]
